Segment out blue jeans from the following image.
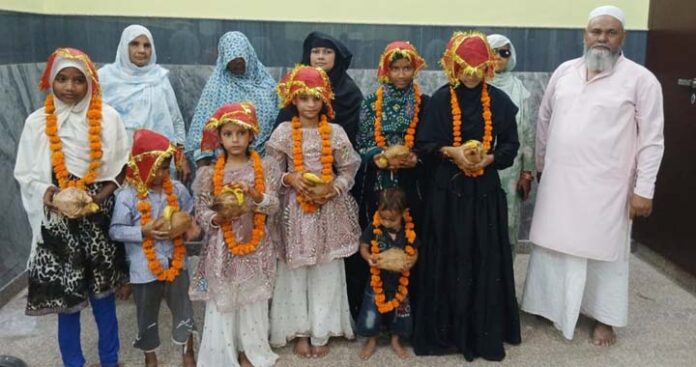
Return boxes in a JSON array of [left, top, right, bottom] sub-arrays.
[[57, 294, 119, 367], [356, 286, 412, 338]]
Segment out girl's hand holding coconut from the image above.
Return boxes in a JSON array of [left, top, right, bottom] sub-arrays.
[[211, 185, 249, 222], [301, 172, 337, 206], [50, 187, 101, 219], [373, 144, 415, 170]]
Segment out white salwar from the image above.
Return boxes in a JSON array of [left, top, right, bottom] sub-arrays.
[[270, 259, 354, 347], [197, 301, 278, 367], [521, 244, 630, 340]]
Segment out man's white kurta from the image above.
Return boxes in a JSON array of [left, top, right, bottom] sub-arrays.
[[530, 55, 664, 261]]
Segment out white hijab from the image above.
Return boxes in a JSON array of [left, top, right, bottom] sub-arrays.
[[14, 56, 129, 260], [486, 34, 530, 117], [99, 24, 184, 145]]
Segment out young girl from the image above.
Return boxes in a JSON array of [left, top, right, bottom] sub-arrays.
[[273, 32, 363, 146], [14, 48, 130, 367], [356, 188, 419, 361], [350, 40, 429, 318], [186, 31, 278, 163], [190, 102, 280, 367], [412, 31, 521, 361], [267, 65, 360, 358], [109, 129, 197, 367]]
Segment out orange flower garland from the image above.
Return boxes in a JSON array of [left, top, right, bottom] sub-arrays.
[[370, 209, 417, 314], [374, 83, 422, 149], [213, 150, 267, 256], [45, 93, 103, 190], [450, 80, 493, 177], [137, 177, 186, 282], [291, 115, 334, 213]]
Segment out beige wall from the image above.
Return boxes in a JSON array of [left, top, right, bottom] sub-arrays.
[[0, 0, 650, 30]]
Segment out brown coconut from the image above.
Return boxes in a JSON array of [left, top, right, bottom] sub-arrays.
[[52, 187, 98, 219], [307, 183, 333, 200], [375, 247, 412, 273], [152, 211, 191, 238], [460, 140, 485, 164], [383, 144, 410, 160], [168, 212, 192, 238], [211, 191, 247, 219]]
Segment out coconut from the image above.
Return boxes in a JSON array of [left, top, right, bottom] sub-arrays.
[[52, 187, 99, 219], [375, 247, 412, 273], [460, 139, 485, 164], [383, 144, 410, 160], [212, 191, 247, 219], [168, 212, 192, 238]]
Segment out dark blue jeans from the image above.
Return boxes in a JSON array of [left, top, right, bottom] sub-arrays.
[[57, 293, 119, 367], [356, 285, 412, 338]]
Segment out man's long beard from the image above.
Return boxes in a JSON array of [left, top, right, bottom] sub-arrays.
[[584, 45, 621, 73]]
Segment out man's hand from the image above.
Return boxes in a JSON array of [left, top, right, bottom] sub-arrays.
[[629, 193, 653, 219]]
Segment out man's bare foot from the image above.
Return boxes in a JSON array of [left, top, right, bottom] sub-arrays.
[[239, 352, 253, 367], [592, 321, 617, 347], [294, 337, 311, 358], [390, 335, 411, 359], [182, 335, 196, 367], [145, 351, 158, 367], [359, 337, 378, 360], [311, 344, 330, 358]]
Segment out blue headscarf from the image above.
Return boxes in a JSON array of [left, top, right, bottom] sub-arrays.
[[98, 25, 185, 146], [185, 31, 278, 159]]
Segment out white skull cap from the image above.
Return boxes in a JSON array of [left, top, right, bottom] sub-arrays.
[[588, 5, 625, 26]]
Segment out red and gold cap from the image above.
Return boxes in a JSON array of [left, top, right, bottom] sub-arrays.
[[376, 41, 426, 84], [201, 101, 259, 153], [126, 129, 176, 194], [440, 31, 496, 86], [276, 65, 334, 118], [39, 48, 100, 94]]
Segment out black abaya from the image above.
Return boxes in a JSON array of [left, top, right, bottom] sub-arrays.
[[412, 82, 522, 361]]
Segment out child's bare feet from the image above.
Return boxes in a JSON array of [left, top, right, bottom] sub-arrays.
[[144, 351, 158, 367], [592, 321, 617, 347], [311, 343, 330, 358], [359, 337, 378, 360], [294, 337, 311, 358], [390, 335, 411, 359], [239, 352, 253, 367], [182, 335, 196, 367]]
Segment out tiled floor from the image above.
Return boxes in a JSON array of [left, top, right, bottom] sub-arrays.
[[1, 253, 695, 367]]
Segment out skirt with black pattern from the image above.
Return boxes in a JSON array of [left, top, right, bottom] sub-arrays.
[[26, 180, 128, 316]]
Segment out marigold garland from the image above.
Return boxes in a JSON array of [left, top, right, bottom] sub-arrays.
[[370, 209, 417, 314], [374, 83, 422, 150], [450, 81, 493, 177], [213, 150, 267, 256], [138, 177, 186, 282], [45, 93, 103, 190], [291, 115, 333, 213]]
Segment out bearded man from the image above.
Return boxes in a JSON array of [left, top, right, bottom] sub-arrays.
[[521, 5, 665, 346]]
